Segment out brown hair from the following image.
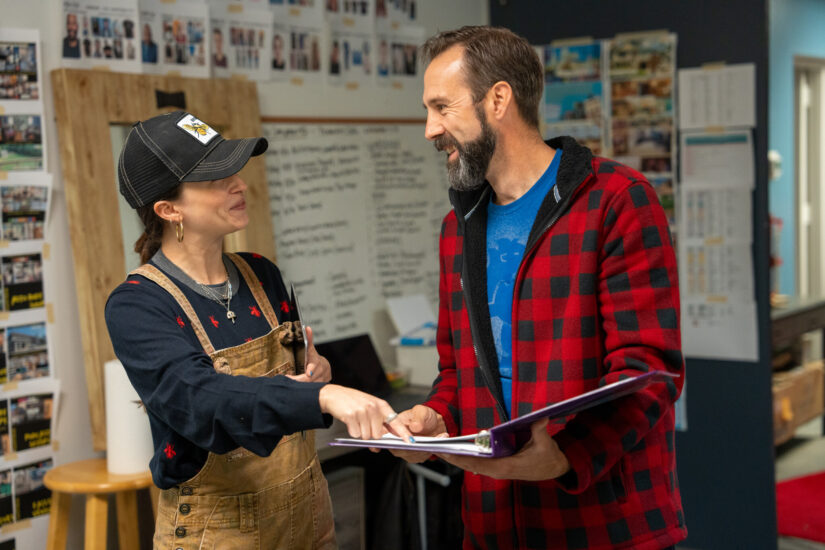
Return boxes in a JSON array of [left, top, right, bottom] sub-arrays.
[[420, 26, 543, 129], [134, 186, 181, 265]]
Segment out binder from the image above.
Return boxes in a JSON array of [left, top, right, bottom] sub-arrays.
[[329, 371, 679, 458]]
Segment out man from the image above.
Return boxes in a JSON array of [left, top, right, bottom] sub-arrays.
[[393, 26, 686, 550], [62, 13, 81, 58], [212, 27, 228, 68], [141, 24, 157, 63]]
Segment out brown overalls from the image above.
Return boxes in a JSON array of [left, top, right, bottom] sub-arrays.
[[132, 253, 337, 550]]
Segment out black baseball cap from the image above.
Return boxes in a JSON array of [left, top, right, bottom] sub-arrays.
[[117, 110, 268, 208]]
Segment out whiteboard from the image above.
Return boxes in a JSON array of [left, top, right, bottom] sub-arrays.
[[262, 122, 451, 365]]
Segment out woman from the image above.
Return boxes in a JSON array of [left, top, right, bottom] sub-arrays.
[[105, 111, 411, 548]]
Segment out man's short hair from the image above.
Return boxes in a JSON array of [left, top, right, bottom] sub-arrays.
[[420, 26, 543, 129]]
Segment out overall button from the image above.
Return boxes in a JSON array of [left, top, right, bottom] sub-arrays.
[[175, 526, 186, 538], [179, 503, 191, 514], [180, 486, 193, 495]]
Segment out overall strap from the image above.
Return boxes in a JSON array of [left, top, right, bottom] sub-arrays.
[[225, 253, 280, 329], [129, 264, 216, 355]]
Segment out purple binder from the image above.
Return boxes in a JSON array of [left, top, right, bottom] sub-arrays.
[[329, 370, 679, 458]]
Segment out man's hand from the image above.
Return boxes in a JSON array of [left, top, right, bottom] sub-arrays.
[[437, 418, 571, 481], [387, 405, 447, 463]]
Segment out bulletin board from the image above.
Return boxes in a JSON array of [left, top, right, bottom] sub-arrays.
[[261, 117, 450, 364]]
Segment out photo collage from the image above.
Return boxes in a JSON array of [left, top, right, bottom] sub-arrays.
[[60, 1, 140, 72], [609, 34, 676, 228], [0, 42, 38, 101], [540, 33, 677, 231]]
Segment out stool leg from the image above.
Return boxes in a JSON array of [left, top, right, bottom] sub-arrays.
[[116, 490, 140, 550], [84, 493, 108, 550], [46, 491, 71, 550]]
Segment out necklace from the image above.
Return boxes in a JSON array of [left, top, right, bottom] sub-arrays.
[[199, 278, 237, 323]]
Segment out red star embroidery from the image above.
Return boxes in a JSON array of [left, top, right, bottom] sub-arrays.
[[126, 280, 140, 285], [252, 253, 263, 259], [164, 443, 176, 459], [209, 315, 219, 328], [176, 316, 185, 328], [245, 337, 253, 342], [280, 301, 290, 313], [249, 305, 261, 318]]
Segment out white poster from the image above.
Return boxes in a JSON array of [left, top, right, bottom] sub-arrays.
[[678, 63, 756, 129], [139, 0, 210, 78], [62, 0, 142, 73]]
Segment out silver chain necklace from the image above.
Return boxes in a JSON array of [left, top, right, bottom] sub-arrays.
[[199, 278, 237, 323]]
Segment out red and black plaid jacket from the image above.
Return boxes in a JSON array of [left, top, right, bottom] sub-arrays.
[[423, 137, 687, 550]]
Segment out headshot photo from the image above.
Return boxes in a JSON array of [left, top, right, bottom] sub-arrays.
[[212, 27, 227, 68], [62, 13, 81, 58], [141, 23, 157, 63], [272, 33, 286, 70]]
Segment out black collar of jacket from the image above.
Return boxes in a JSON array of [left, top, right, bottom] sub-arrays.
[[446, 136, 594, 422]]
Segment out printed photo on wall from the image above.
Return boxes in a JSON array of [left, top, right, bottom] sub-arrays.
[[289, 29, 322, 73], [327, 30, 372, 87], [1, 183, 49, 242], [13, 458, 52, 521], [0, 470, 11, 529], [1, 253, 44, 311], [0, 41, 39, 101], [61, 0, 141, 73], [0, 400, 7, 456], [0, 115, 43, 173], [6, 323, 49, 382], [139, 0, 210, 78], [542, 40, 605, 154], [10, 393, 52, 452]]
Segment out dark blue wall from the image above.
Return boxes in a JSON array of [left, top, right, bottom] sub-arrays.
[[489, 2, 775, 549]]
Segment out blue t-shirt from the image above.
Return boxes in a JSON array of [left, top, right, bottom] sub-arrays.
[[487, 151, 561, 416]]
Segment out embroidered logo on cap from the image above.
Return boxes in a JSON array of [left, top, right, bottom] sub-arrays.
[[177, 114, 219, 145]]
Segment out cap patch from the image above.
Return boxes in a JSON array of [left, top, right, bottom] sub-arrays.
[[177, 114, 219, 145]]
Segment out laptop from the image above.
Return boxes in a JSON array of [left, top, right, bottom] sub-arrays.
[[315, 334, 392, 400]]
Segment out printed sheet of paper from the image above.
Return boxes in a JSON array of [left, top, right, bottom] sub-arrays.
[[678, 128, 758, 361], [678, 63, 756, 129], [62, 0, 141, 73]]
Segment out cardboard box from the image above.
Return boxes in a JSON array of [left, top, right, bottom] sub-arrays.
[[772, 360, 825, 445]]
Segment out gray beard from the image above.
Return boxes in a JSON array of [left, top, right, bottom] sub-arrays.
[[441, 109, 497, 192]]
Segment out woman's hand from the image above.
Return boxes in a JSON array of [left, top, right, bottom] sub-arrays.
[[318, 384, 415, 442], [286, 326, 331, 382]]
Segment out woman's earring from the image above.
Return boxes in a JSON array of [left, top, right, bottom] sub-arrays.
[[175, 219, 184, 243]]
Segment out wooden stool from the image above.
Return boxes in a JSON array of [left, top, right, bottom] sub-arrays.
[[43, 458, 155, 550]]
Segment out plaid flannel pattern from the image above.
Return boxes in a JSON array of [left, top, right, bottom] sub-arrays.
[[424, 137, 687, 550]]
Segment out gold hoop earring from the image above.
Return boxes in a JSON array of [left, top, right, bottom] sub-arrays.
[[175, 219, 184, 243]]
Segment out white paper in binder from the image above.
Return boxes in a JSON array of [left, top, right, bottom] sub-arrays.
[[105, 359, 154, 474]]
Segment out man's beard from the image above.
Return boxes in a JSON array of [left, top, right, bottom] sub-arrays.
[[434, 107, 496, 192]]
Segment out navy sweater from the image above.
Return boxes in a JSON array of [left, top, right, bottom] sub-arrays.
[[104, 252, 330, 489]]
